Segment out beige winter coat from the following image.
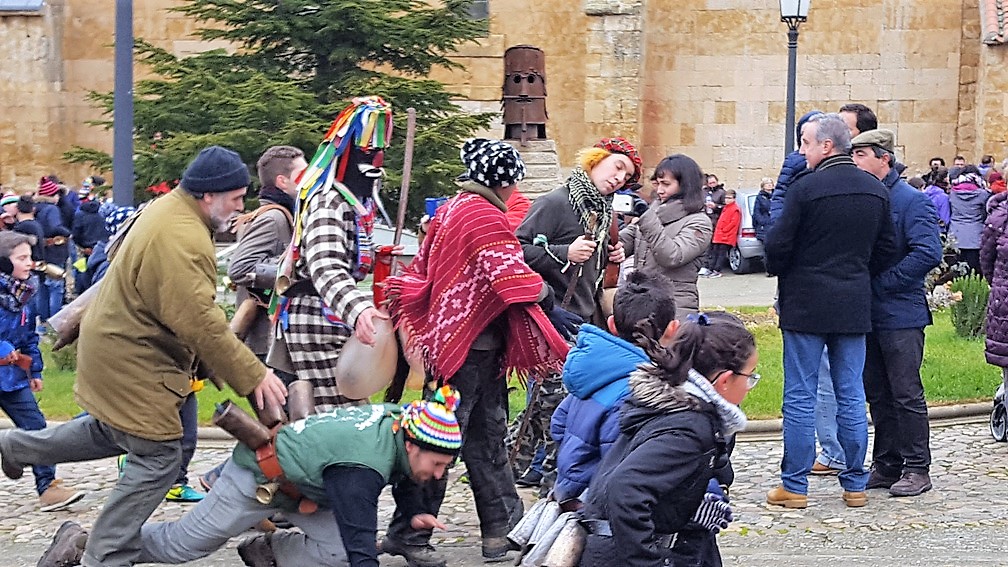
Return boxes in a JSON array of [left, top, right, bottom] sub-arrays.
[[619, 198, 712, 318]]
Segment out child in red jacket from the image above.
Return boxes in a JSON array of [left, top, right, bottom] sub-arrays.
[[707, 190, 740, 278]]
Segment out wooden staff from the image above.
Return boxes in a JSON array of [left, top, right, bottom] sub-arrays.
[[393, 107, 417, 247], [383, 107, 419, 404]]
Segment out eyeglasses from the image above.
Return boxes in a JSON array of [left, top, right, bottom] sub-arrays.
[[735, 370, 760, 389]]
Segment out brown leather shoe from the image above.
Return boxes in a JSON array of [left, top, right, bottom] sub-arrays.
[[889, 472, 932, 497], [766, 486, 808, 509], [866, 467, 900, 489], [810, 462, 842, 476], [842, 491, 867, 507]]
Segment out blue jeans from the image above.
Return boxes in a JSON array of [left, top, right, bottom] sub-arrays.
[[35, 276, 65, 322], [0, 386, 55, 494], [781, 331, 869, 493], [815, 349, 846, 469]]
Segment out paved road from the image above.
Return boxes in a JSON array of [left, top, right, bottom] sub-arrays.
[[3, 418, 1006, 565], [698, 271, 777, 309]]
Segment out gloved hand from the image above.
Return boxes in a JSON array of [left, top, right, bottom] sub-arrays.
[[691, 491, 733, 534], [546, 306, 583, 341]]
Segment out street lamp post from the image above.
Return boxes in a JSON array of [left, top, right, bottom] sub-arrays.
[[780, 0, 810, 159], [113, 0, 134, 206]]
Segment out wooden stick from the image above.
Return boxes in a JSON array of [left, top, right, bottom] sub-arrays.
[[393, 107, 417, 247]]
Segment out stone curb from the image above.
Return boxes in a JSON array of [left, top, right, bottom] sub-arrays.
[[5, 402, 990, 443]]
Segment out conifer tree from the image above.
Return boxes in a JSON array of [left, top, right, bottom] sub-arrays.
[[66, 0, 492, 218]]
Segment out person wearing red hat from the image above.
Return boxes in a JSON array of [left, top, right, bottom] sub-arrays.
[[32, 177, 72, 327], [505, 137, 638, 497]]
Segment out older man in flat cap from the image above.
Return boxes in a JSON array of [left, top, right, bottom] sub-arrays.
[[764, 113, 897, 510], [4, 146, 288, 567], [850, 129, 942, 498]]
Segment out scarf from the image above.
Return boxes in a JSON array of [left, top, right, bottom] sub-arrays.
[[565, 168, 612, 284], [683, 368, 749, 438], [258, 185, 296, 215], [352, 200, 375, 281], [386, 190, 569, 381], [0, 272, 35, 314]]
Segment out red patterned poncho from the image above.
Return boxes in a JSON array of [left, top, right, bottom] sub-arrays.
[[386, 187, 569, 382]]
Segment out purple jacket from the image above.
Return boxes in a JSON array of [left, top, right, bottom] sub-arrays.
[[923, 185, 951, 231], [981, 192, 1008, 367]]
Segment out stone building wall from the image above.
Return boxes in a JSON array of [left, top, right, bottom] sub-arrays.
[[0, 0, 213, 190], [2, 0, 1008, 191]]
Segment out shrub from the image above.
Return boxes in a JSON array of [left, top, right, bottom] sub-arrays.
[[47, 338, 77, 372], [949, 274, 990, 338]]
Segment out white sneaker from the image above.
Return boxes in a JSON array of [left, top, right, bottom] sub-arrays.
[[698, 268, 711, 277]]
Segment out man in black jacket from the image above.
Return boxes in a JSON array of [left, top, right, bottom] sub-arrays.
[[764, 113, 896, 510]]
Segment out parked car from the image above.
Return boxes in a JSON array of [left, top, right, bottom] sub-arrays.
[[728, 188, 765, 274]]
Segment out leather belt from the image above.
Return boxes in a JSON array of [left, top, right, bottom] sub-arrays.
[[254, 441, 318, 514]]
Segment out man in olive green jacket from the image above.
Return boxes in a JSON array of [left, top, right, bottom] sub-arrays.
[[0, 145, 288, 567]]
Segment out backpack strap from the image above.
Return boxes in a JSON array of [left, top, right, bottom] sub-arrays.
[[230, 204, 294, 239]]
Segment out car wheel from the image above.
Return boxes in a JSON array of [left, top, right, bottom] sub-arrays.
[[728, 246, 752, 274]]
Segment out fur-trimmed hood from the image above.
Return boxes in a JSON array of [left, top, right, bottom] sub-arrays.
[[622, 365, 747, 438]]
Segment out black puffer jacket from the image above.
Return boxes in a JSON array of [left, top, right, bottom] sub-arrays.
[[581, 370, 729, 567]]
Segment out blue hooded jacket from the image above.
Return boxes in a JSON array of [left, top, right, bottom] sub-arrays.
[[0, 279, 43, 391], [769, 110, 823, 223], [550, 324, 649, 503]]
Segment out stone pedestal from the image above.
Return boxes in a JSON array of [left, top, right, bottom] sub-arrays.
[[511, 139, 563, 198]]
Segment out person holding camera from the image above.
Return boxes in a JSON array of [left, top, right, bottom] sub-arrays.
[[619, 154, 713, 320]]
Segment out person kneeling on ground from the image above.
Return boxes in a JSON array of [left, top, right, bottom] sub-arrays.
[[36, 389, 463, 567], [579, 312, 758, 567]]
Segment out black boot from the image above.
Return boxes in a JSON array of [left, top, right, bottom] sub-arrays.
[[379, 536, 447, 567]]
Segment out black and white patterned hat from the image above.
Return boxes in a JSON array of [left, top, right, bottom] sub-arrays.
[[460, 138, 526, 189]]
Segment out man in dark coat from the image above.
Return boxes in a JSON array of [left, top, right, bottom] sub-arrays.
[[33, 177, 71, 322], [850, 129, 942, 498], [764, 113, 896, 509]]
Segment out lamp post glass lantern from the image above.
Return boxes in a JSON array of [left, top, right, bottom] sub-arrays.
[[780, 0, 810, 158]]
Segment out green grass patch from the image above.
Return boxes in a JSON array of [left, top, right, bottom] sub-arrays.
[[735, 308, 999, 419], [32, 308, 999, 424]]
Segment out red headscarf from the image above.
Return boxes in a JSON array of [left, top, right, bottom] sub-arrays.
[[594, 137, 642, 185]]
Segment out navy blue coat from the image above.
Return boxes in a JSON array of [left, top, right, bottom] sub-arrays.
[[550, 324, 648, 503], [765, 154, 898, 334], [770, 150, 808, 223], [34, 202, 70, 266], [72, 200, 110, 249], [753, 190, 772, 242], [0, 284, 43, 390], [871, 169, 943, 331]]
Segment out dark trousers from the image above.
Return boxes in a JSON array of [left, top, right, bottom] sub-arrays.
[[862, 328, 931, 476], [0, 386, 55, 494], [580, 529, 722, 567], [709, 243, 730, 273], [506, 371, 565, 478], [175, 392, 198, 486], [388, 348, 523, 543]]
